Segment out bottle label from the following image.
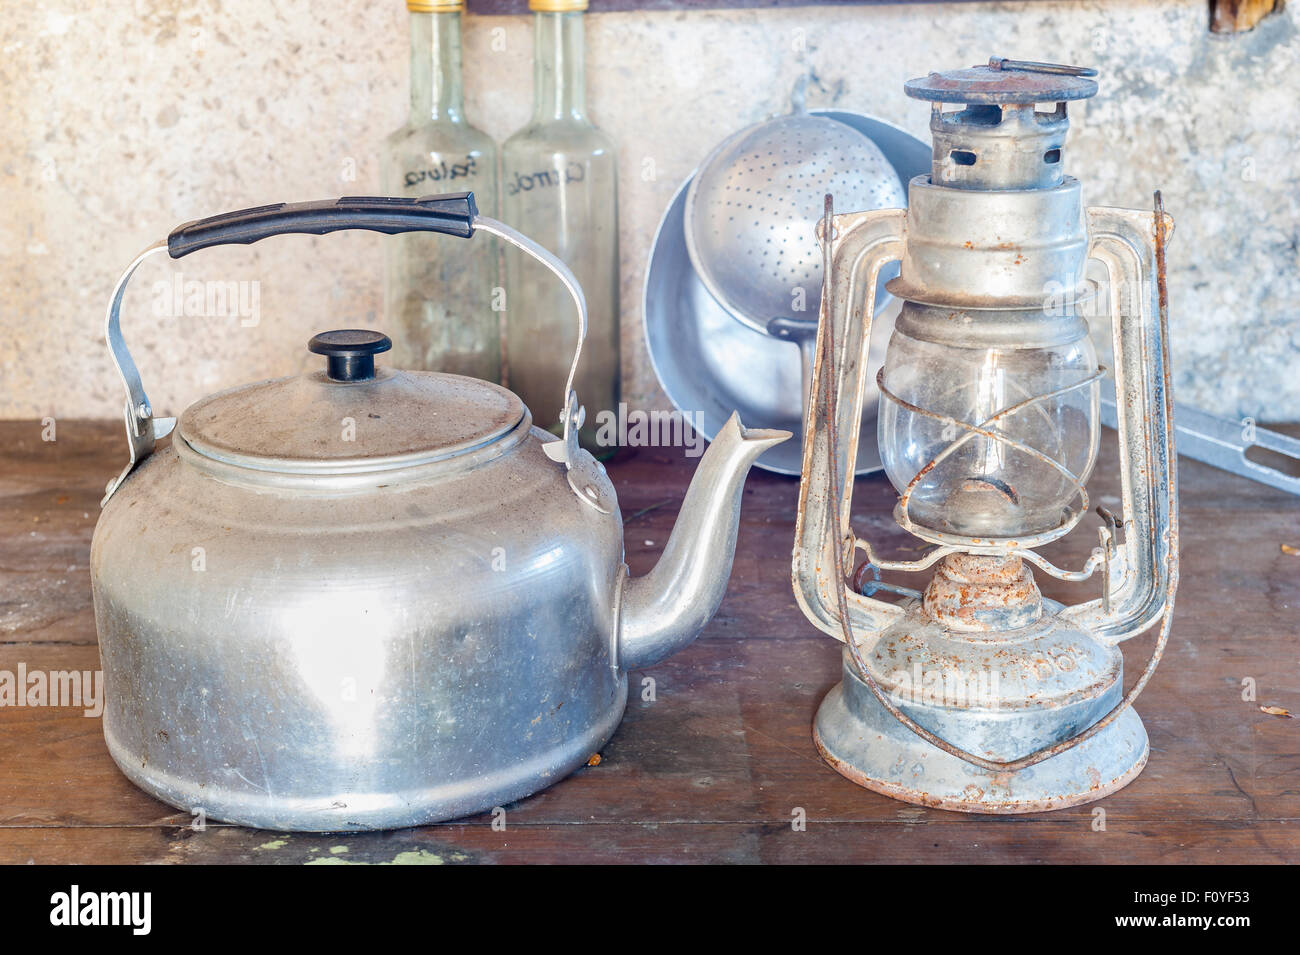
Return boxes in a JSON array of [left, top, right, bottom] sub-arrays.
[[404, 154, 480, 189], [505, 161, 586, 196]]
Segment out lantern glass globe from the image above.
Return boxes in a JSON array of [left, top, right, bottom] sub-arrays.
[[877, 329, 1100, 541]]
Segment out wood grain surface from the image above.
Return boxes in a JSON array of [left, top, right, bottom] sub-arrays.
[[0, 420, 1296, 864]]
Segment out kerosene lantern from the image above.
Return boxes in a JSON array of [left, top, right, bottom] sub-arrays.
[[793, 59, 1179, 812]]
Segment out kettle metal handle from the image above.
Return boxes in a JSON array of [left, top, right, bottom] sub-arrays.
[[101, 192, 589, 505]]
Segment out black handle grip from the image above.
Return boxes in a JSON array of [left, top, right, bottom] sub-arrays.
[[167, 193, 479, 259]]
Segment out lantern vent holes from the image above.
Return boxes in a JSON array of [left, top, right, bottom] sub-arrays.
[[964, 105, 1004, 126], [928, 101, 1072, 190]]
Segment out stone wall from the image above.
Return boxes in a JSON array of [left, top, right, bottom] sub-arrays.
[[2, 0, 1296, 421]]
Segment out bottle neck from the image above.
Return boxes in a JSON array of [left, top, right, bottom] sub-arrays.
[[531, 11, 586, 122], [408, 11, 466, 123]]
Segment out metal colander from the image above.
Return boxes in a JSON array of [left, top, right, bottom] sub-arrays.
[[685, 108, 906, 333]]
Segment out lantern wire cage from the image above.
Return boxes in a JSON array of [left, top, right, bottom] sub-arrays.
[[865, 362, 1110, 584], [831, 262, 1114, 588]]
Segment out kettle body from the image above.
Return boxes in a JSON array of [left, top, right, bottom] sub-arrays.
[[92, 403, 628, 831]]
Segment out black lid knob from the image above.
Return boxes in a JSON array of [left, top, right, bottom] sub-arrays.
[[308, 329, 392, 382]]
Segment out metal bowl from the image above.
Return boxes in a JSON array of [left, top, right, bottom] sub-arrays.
[[643, 110, 930, 475]]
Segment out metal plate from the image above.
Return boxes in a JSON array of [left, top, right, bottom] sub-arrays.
[[643, 110, 930, 476]]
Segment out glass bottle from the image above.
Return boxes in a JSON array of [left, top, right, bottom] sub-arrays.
[[502, 0, 619, 450], [383, 0, 501, 382]]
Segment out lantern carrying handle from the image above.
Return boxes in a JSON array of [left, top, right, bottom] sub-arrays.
[[100, 193, 594, 508], [816, 193, 1178, 774]]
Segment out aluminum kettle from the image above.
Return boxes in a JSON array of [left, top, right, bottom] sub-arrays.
[[91, 193, 789, 830]]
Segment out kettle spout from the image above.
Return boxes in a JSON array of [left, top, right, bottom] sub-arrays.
[[618, 412, 790, 671]]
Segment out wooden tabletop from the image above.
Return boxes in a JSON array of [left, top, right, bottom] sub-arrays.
[[1, 419, 1296, 864]]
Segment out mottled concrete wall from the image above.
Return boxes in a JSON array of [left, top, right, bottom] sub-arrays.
[[2, 0, 1296, 422]]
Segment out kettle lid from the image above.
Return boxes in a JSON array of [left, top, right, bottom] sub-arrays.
[[176, 330, 526, 476]]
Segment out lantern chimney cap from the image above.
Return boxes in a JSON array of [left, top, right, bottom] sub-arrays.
[[906, 58, 1099, 105]]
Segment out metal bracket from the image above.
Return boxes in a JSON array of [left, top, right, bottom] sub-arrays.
[[102, 402, 176, 506], [473, 218, 609, 514], [1064, 198, 1178, 642], [1100, 379, 1300, 496], [101, 242, 171, 506], [542, 391, 613, 514]]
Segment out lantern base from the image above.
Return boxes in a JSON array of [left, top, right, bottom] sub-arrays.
[[814, 655, 1149, 814]]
